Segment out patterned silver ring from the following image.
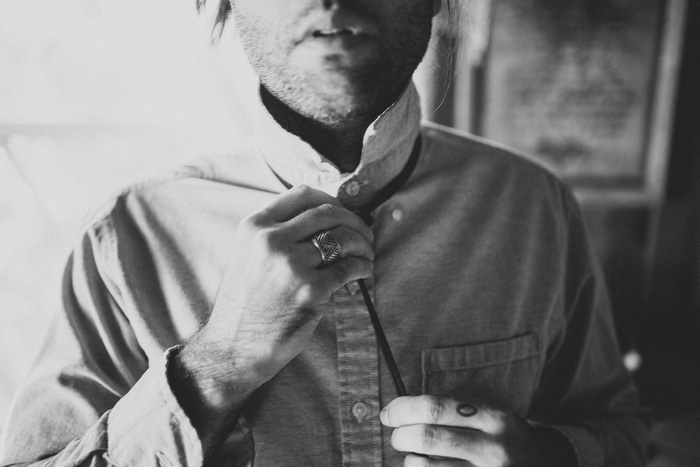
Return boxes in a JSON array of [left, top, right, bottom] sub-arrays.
[[311, 231, 342, 266]]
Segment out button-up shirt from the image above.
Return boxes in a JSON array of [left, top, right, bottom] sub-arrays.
[[0, 83, 646, 467]]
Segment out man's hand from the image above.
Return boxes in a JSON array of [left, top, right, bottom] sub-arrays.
[[380, 395, 540, 467], [197, 184, 374, 383], [171, 185, 373, 453]]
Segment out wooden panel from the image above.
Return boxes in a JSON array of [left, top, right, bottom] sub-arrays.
[[469, 0, 686, 206]]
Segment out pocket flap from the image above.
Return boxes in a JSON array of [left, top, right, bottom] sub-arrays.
[[422, 333, 539, 372], [421, 334, 541, 414]]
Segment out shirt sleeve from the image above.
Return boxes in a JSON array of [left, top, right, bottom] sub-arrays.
[[1, 348, 203, 467], [527, 188, 649, 467], [0, 221, 250, 467]]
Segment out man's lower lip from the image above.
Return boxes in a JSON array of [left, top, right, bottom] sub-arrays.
[[312, 29, 355, 38]]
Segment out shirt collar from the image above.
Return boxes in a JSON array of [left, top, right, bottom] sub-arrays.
[[251, 82, 422, 210]]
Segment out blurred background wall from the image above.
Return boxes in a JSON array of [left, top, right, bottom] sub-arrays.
[[1, 0, 698, 462], [422, 0, 700, 418], [420, 1, 700, 462]]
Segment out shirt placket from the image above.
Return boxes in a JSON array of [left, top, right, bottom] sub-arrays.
[[334, 278, 382, 467]]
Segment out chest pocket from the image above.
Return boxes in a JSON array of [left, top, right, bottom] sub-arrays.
[[421, 333, 541, 416]]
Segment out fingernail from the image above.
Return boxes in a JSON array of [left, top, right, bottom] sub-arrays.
[[456, 404, 477, 417]]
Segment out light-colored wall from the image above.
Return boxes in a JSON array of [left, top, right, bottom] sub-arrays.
[[0, 0, 243, 430]]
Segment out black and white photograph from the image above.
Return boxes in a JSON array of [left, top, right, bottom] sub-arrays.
[[0, 0, 698, 465]]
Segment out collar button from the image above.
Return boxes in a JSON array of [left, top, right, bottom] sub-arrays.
[[345, 181, 361, 197]]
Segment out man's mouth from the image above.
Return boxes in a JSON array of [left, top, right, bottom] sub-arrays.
[[312, 28, 355, 38], [295, 9, 379, 45]]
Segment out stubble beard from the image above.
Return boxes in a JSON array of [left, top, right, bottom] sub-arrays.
[[234, 6, 432, 129], [258, 61, 395, 128]]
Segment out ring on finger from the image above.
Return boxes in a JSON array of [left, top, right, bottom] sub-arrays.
[[310, 230, 342, 266]]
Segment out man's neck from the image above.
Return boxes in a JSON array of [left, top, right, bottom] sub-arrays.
[[260, 86, 379, 173]]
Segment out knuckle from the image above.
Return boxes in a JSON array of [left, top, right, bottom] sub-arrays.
[[252, 227, 271, 246], [332, 226, 351, 249], [240, 212, 264, 231], [425, 396, 447, 424], [284, 251, 304, 275], [293, 283, 316, 307], [294, 184, 313, 196], [420, 424, 438, 449], [255, 228, 284, 251], [316, 203, 340, 219]]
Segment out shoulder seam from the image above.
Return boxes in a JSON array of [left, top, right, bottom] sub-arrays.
[[421, 121, 563, 184]]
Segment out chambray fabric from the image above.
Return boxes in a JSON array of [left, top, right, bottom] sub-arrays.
[[0, 83, 646, 466]]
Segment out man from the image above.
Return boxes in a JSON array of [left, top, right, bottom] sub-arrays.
[[1, 0, 646, 466]]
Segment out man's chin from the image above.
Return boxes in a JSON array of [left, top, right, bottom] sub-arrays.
[[297, 96, 375, 127], [309, 81, 394, 123], [298, 70, 394, 116]]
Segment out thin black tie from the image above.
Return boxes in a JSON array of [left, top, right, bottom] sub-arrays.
[[352, 135, 421, 397], [357, 278, 407, 396], [272, 135, 422, 397]]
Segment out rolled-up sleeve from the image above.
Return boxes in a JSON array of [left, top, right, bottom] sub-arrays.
[[108, 347, 204, 467], [2, 349, 203, 467]]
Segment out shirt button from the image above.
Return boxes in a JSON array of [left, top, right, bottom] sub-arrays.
[[391, 208, 404, 221], [351, 401, 369, 423], [345, 181, 361, 197]]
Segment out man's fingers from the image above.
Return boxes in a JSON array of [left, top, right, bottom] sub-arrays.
[[251, 185, 374, 244], [301, 225, 374, 266], [316, 256, 373, 290], [383, 397, 513, 466], [391, 424, 502, 465], [381, 396, 503, 434], [287, 202, 374, 243], [263, 185, 343, 222], [402, 453, 472, 467]]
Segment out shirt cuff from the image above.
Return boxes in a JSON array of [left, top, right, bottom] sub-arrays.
[[107, 346, 204, 467]]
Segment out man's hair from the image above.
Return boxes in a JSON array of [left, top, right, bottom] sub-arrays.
[[196, 0, 231, 31]]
